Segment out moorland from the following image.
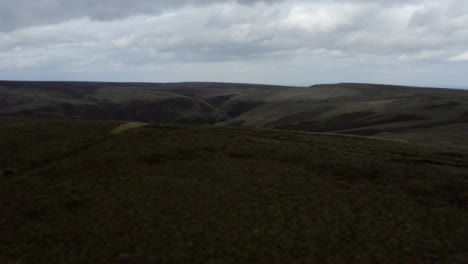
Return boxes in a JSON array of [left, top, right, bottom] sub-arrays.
[[1, 81, 467, 263]]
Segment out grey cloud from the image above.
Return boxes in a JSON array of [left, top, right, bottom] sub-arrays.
[[0, 0, 282, 32], [1, 0, 438, 32], [3, 1, 468, 58], [1, 0, 467, 87]]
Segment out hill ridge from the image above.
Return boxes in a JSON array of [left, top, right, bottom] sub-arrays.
[[1, 80, 467, 149]]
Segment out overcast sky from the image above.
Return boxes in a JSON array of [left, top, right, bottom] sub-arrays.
[[1, 0, 467, 87]]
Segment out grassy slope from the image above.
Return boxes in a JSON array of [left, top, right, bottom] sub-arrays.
[[219, 83, 468, 149], [1, 116, 467, 263]]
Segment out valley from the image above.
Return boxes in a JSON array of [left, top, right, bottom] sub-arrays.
[[2, 81, 467, 149]]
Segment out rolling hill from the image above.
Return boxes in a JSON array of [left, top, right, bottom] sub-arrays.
[[1, 81, 467, 149], [0, 116, 467, 263]]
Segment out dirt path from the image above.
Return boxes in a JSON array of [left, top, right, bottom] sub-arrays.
[[1, 121, 148, 134], [111, 122, 148, 134]]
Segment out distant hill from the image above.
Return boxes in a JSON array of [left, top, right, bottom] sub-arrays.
[[1, 81, 467, 149], [1, 116, 467, 263]]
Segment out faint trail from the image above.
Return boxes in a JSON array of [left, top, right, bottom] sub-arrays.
[[0, 123, 27, 129], [0, 122, 50, 130], [111, 122, 148, 134], [5, 122, 149, 176]]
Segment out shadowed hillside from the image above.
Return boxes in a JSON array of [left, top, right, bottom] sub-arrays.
[[1, 81, 468, 149], [0, 116, 467, 263]]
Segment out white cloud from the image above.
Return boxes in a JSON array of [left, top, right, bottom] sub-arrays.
[[449, 51, 468, 62], [281, 3, 360, 33], [113, 35, 136, 48]]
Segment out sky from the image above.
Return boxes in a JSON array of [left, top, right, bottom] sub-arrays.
[[1, 0, 467, 88]]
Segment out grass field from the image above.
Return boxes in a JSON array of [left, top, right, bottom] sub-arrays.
[[1, 116, 467, 263]]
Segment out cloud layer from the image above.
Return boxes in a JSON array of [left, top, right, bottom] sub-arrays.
[[1, 0, 467, 87]]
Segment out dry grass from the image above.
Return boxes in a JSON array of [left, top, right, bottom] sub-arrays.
[[111, 122, 148, 134], [0, 116, 467, 263]]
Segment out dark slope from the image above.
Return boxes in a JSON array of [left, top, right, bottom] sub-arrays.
[[1, 116, 467, 263], [0, 81, 239, 124], [0, 81, 294, 124]]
